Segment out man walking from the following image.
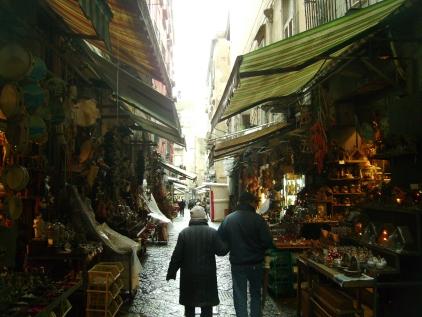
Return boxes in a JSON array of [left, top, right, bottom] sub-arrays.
[[167, 206, 228, 317], [218, 191, 273, 317]]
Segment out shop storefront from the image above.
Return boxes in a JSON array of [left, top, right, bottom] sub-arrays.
[[210, 0, 422, 315], [0, 1, 182, 315]]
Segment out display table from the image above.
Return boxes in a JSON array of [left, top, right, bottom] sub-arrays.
[[273, 241, 313, 250], [297, 255, 377, 317], [0, 278, 81, 317], [34, 280, 81, 317], [26, 240, 103, 290]]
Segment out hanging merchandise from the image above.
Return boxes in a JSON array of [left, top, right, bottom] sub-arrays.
[[46, 77, 67, 124], [2, 164, 29, 192], [72, 99, 100, 127], [21, 82, 45, 113], [5, 116, 29, 153], [79, 139, 94, 164], [0, 83, 23, 118], [0, 43, 32, 80], [5, 195, 23, 220], [28, 114, 48, 144], [27, 56, 47, 81]]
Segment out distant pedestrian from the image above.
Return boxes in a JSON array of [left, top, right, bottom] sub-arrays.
[[178, 199, 186, 217], [167, 206, 228, 317], [218, 191, 273, 317], [188, 199, 195, 210]]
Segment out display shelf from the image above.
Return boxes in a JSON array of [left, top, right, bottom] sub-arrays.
[[88, 264, 121, 290], [360, 202, 422, 215], [329, 177, 361, 181], [34, 280, 81, 317], [365, 265, 399, 276], [86, 262, 123, 317], [329, 160, 368, 165], [333, 192, 365, 195], [86, 299, 121, 317], [60, 299, 72, 317], [298, 256, 375, 288], [97, 262, 124, 273], [346, 236, 420, 257], [372, 151, 416, 160]]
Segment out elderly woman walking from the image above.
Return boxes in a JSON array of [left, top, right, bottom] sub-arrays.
[[166, 206, 228, 317]]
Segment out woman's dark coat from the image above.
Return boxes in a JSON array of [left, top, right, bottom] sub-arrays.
[[166, 219, 228, 307]]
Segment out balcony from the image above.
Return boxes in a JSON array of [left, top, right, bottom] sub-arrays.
[[305, 0, 384, 30]]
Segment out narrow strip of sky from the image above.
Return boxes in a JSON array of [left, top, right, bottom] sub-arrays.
[[173, 0, 229, 103]]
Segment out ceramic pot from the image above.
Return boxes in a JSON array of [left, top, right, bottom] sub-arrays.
[[0, 43, 33, 80], [4, 165, 29, 192], [0, 84, 23, 118]]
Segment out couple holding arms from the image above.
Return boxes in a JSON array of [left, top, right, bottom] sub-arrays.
[[167, 191, 273, 317]]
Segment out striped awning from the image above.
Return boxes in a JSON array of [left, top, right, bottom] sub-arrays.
[[77, 0, 112, 50], [213, 122, 293, 160], [161, 162, 197, 180], [84, 44, 181, 133], [125, 107, 186, 147], [211, 0, 407, 129], [46, 0, 170, 88]]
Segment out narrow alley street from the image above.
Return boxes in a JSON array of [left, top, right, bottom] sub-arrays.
[[120, 212, 296, 317]]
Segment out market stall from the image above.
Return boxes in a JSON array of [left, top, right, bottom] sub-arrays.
[[0, 1, 181, 315], [209, 1, 422, 315]]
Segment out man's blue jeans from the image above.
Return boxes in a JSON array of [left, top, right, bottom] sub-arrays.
[[231, 264, 263, 317]]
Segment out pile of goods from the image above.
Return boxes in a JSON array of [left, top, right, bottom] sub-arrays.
[[306, 245, 388, 276], [0, 269, 79, 315], [146, 151, 174, 219]]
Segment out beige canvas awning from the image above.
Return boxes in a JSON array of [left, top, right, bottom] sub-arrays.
[[161, 162, 197, 180]]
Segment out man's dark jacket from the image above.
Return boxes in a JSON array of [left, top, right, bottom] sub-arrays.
[[218, 203, 273, 265], [167, 219, 228, 307]]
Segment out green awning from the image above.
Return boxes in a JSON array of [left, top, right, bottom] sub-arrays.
[[125, 107, 186, 147], [78, 0, 113, 50], [212, 0, 407, 128], [213, 122, 293, 160], [84, 44, 181, 132]]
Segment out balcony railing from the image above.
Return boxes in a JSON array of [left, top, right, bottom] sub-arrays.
[[305, 0, 383, 30], [305, 0, 338, 30]]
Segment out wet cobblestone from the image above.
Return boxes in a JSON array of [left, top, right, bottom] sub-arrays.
[[119, 213, 296, 316]]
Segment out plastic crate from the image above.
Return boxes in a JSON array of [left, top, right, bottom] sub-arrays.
[[88, 265, 121, 290], [268, 275, 293, 288], [268, 270, 293, 282], [268, 283, 295, 297], [110, 279, 123, 297], [96, 262, 124, 273], [87, 291, 114, 308], [270, 253, 292, 266], [269, 260, 292, 271], [86, 296, 122, 317]]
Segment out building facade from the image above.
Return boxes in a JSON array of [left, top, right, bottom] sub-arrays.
[[147, 0, 177, 163]]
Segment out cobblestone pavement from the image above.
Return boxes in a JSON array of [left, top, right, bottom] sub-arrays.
[[119, 212, 296, 317]]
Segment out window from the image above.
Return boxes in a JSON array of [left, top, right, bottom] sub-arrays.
[[241, 114, 251, 129], [282, 0, 294, 39]]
